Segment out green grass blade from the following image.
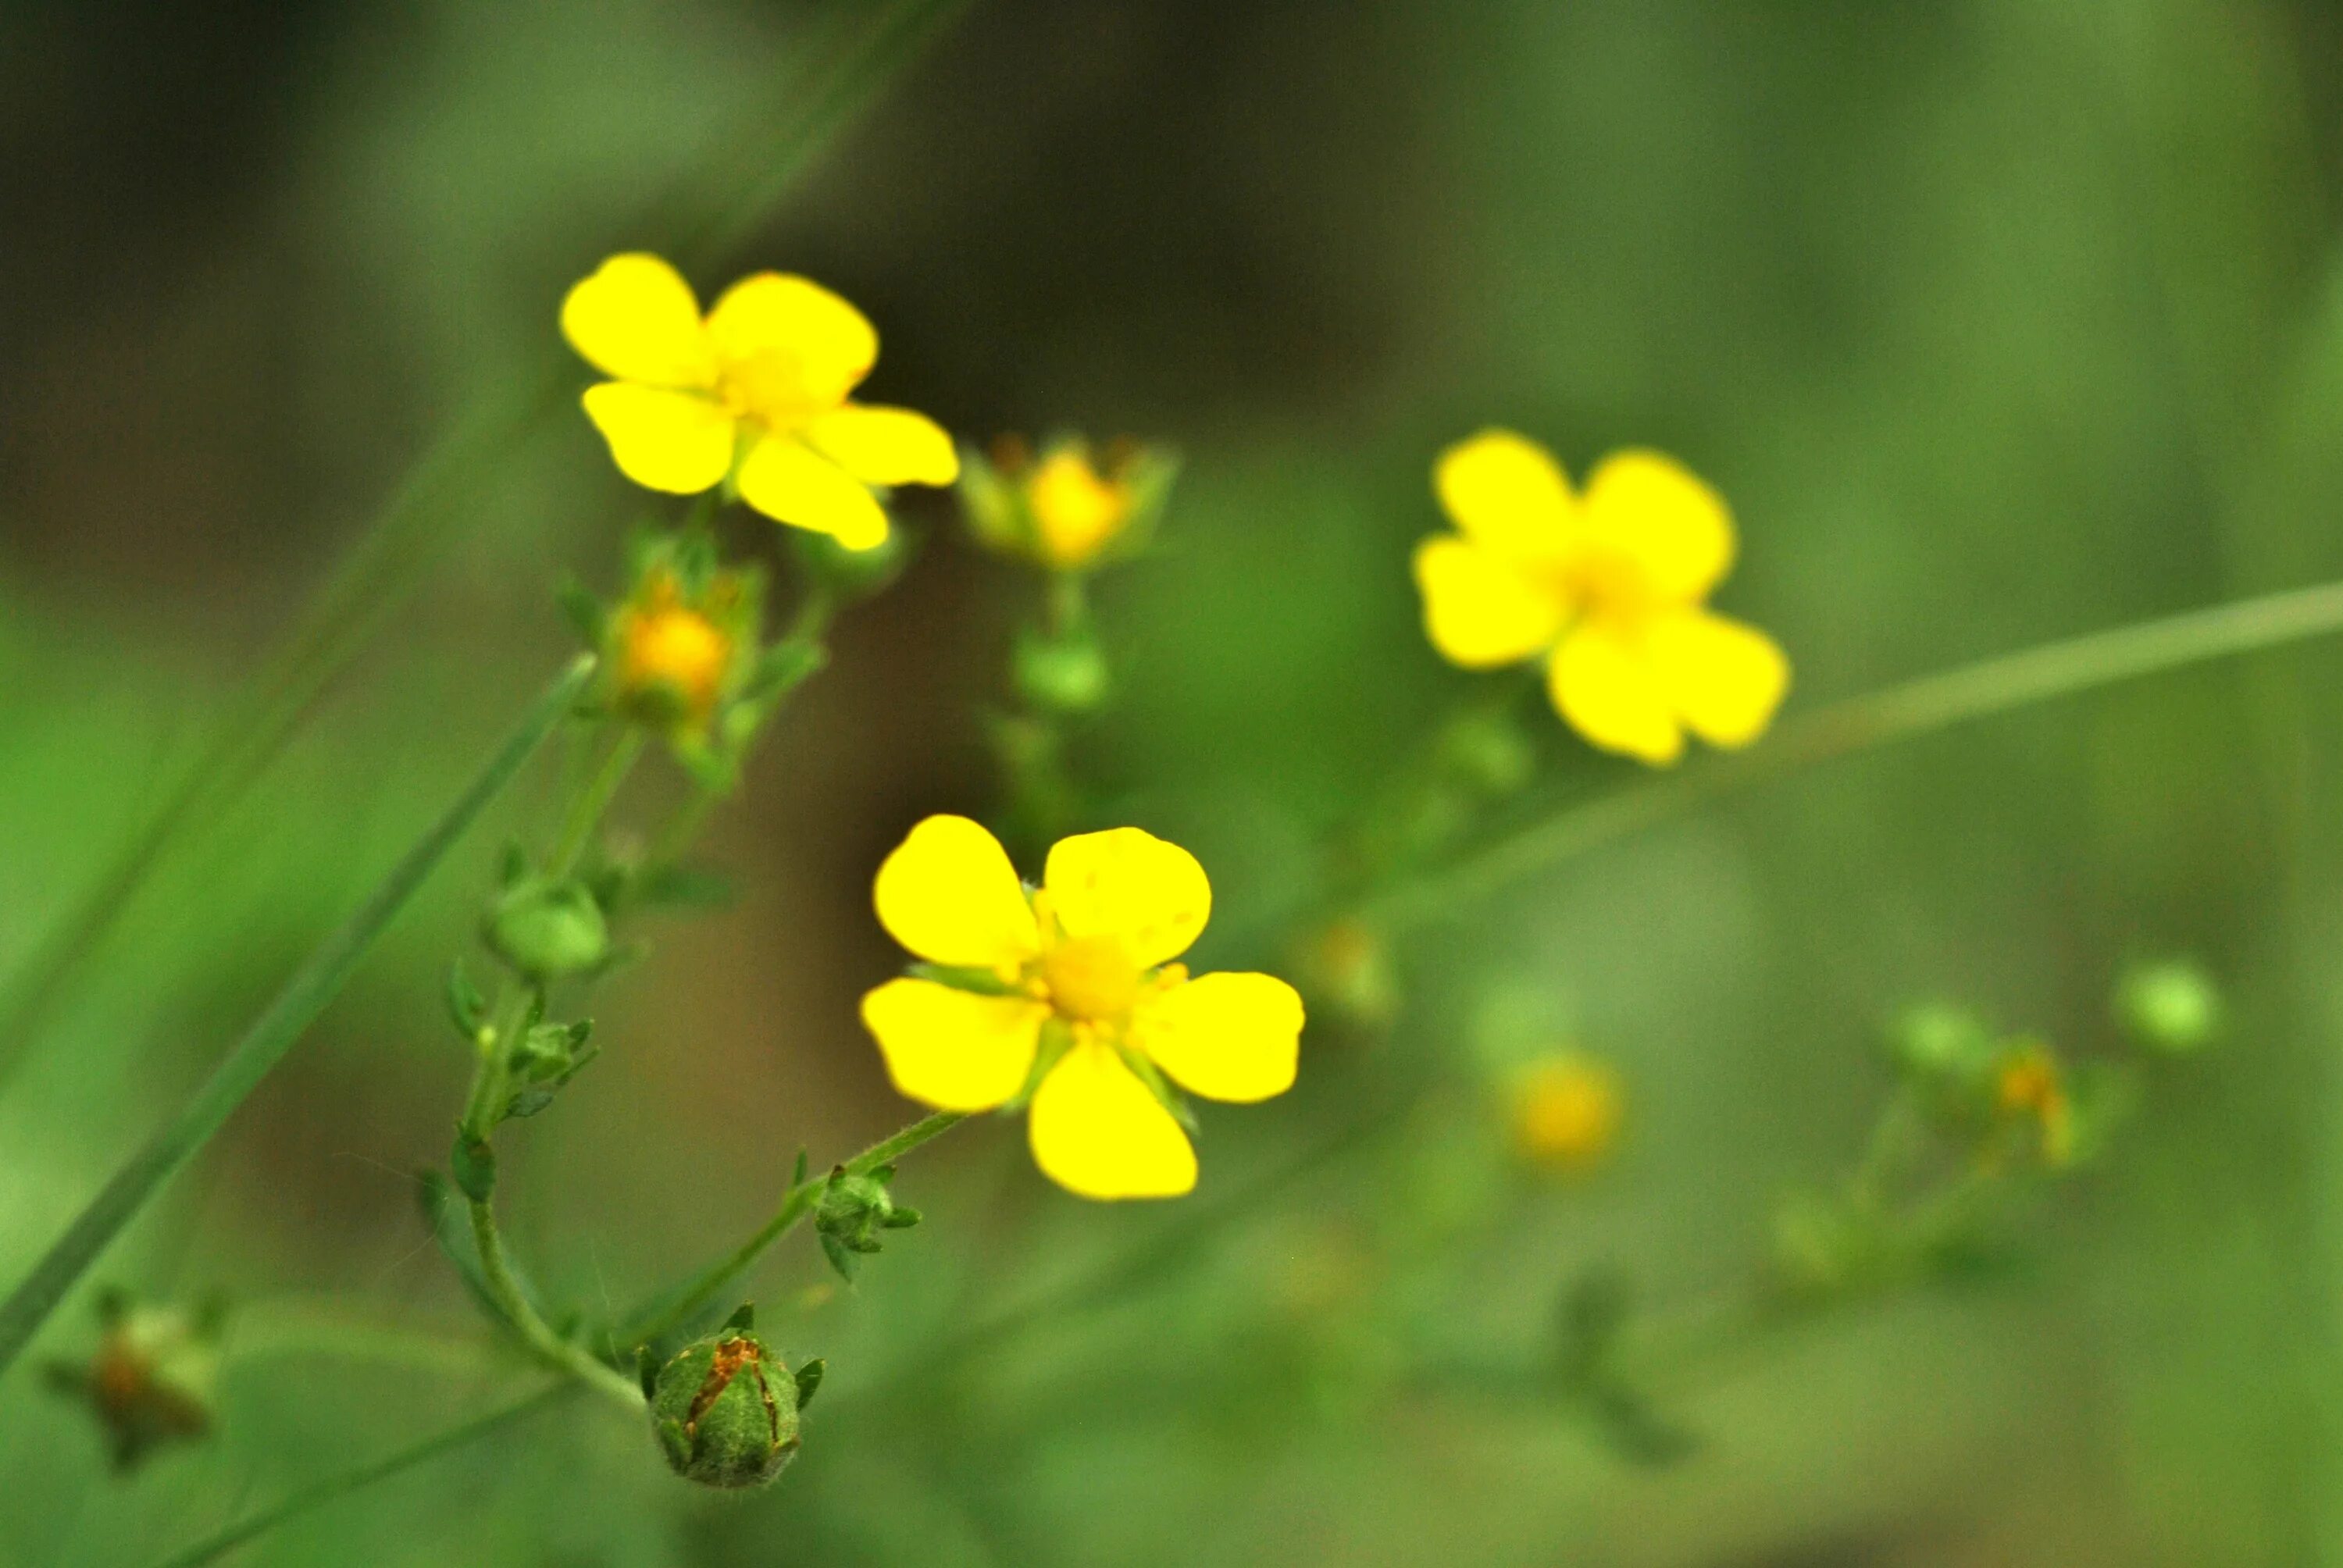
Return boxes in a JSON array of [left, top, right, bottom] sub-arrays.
[[0, 658, 594, 1382], [142, 1383, 572, 1568]]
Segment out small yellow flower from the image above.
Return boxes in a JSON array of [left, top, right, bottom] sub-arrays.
[[859, 815, 1304, 1199], [1992, 1042, 2074, 1167], [1414, 431, 1790, 765], [615, 576, 735, 727], [961, 435, 1172, 571], [561, 253, 958, 551], [1510, 1054, 1623, 1171]]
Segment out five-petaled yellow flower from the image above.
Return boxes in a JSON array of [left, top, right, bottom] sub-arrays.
[[1414, 431, 1790, 765], [860, 815, 1304, 1199], [562, 253, 958, 551]]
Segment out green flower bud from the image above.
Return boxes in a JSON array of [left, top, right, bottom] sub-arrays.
[[2114, 959, 2223, 1054], [1013, 623, 1111, 713], [485, 877, 609, 980], [649, 1316, 801, 1489], [1887, 1003, 1997, 1083], [815, 1165, 921, 1283]]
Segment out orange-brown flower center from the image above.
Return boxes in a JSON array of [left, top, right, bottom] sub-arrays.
[[620, 605, 731, 715], [1041, 935, 1143, 1022]]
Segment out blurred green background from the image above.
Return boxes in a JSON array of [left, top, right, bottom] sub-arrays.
[[5, 1, 2343, 1563]]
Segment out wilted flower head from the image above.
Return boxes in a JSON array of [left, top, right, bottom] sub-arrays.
[[961, 434, 1175, 572], [860, 815, 1303, 1199], [1414, 431, 1789, 764], [562, 253, 958, 550], [44, 1292, 220, 1472]]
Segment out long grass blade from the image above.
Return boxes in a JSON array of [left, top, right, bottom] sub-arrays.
[[0, 659, 594, 1381]]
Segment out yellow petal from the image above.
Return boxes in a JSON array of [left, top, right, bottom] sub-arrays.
[[1578, 449, 1734, 604], [560, 253, 715, 387], [1433, 429, 1574, 556], [579, 383, 736, 494], [803, 404, 961, 487], [873, 814, 1041, 970], [860, 978, 1047, 1112], [705, 273, 876, 405], [1027, 1042, 1196, 1199], [1042, 828, 1211, 969], [735, 435, 890, 550], [1411, 536, 1567, 668], [1644, 608, 1790, 748], [1133, 971, 1303, 1103], [1547, 621, 1685, 765]]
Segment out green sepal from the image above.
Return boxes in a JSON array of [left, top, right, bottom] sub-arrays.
[[793, 1358, 825, 1410], [637, 1345, 659, 1401], [1116, 1046, 1197, 1134], [450, 1128, 497, 1203], [498, 841, 529, 888], [722, 1303, 755, 1333], [444, 959, 487, 1041], [1004, 1020, 1075, 1112], [908, 963, 1025, 997], [819, 1233, 860, 1283], [790, 1148, 809, 1188], [738, 640, 829, 708]]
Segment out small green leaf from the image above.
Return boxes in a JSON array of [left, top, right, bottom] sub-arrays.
[[445, 959, 487, 1039], [450, 1128, 497, 1203], [793, 1358, 825, 1410], [820, 1234, 860, 1284]]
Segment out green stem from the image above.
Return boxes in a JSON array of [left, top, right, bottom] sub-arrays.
[[615, 1110, 965, 1349], [223, 1301, 498, 1379], [1364, 576, 2343, 930], [548, 729, 645, 878], [141, 1383, 573, 1568], [466, 1201, 641, 1408], [0, 659, 595, 1384]]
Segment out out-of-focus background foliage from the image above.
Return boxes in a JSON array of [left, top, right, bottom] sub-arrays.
[[5, 2, 2343, 1563]]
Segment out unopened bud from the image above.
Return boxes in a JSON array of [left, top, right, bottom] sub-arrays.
[[485, 877, 609, 980], [649, 1308, 802, 1489], [2114, 959, 2222, 1054]]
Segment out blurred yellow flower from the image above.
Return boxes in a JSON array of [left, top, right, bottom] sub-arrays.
[[561, 253, 958, 550], [860, 815, 1304, 1199], [1992, 1042, 2074, 1167], [960, 434, 1174, 572], [1414, 431, 1789, 765], [615, 579, 733, 727], [1510, 1053, 1622, 1171]]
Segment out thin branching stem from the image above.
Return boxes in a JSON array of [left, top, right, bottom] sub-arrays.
[[465, 1201, 642, 1409]]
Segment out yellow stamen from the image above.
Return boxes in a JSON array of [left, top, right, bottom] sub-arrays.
[[1041, 935, 1143, 1022]]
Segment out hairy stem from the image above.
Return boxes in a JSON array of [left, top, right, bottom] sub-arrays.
[[615, 1110, 965, 1349], [466, 1201, 641, 1408]]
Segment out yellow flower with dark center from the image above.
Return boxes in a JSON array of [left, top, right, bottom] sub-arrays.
[[561, 253, 958, 551], [1510, 1054, 1623, 1171], [1414, 430, 1790, 764], [859, 815, 1304, 1199]]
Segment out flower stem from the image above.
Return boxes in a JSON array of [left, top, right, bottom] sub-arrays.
[[548, 728, 645, 878], [466, 1199, 641, 1408], [1364, 576, 2343, 929], [615, 1110, 965, 1349], [0, 657, 595, 1384]]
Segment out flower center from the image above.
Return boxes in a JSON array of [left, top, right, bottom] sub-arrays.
[[714, 347, 838, 431], [1029, 451, 1132, 567], [619, 606, 731, 715], [1553, 546, 1657, 620], [1041, 935, 1143, 1022]]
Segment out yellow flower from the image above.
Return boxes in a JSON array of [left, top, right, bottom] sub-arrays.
[[859, 815, 1304, 1199], [1992, 1042, 2074, 1167], [1413, 431, 1790, 765], [1509, 1054, 1623, 1171], [960, 434, 1174, 571], [561, 253, 958, 551], [615, 575, 735, 728]]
